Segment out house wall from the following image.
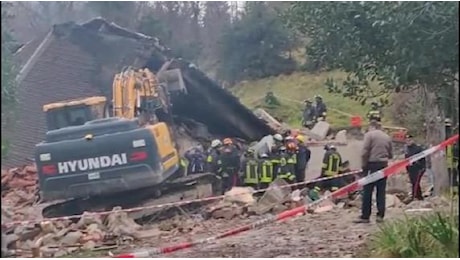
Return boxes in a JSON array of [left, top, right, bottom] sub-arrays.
[[3, 34, 102, 167]]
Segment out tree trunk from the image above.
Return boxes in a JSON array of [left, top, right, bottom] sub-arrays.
[[424, 85, 448, 195]]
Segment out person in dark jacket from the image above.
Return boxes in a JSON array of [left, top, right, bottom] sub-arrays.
[[302, 99, 316, 128], [314, 95, 327, 121], [184, 147, 206, 174], [206, 139, 223, 174], [404, 134, 426, 201], [294, 135, 311, 184], [219, 138, 241, 191]]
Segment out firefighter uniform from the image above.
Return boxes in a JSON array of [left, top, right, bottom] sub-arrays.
[[219, 138, 241, 191], [259, 154, 274, 189], [320, 145, 345, 190], [277, 148, 296, 183], [243, 151, 259, 189], [367, 110, 382, 122]]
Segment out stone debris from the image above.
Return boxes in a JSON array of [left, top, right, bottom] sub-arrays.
[[2, 206, 165, 257], [335, 130, 348, 143], [224, 187, 256, 205], [309, 121, 331, 141]]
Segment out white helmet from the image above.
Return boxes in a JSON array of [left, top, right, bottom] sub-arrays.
[[211, 139, 222, 148], [273, 134, 283, 142], [260, 153, 269, 158]]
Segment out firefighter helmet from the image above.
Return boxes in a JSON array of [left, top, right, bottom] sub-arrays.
[[296, 135, 305, 143], [273, 134, 283, 142], [211, 139, 222, 148]]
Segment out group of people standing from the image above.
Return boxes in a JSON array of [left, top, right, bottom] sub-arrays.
[[205, 134, 313, 192], [182, 129, 356, 194], [302, 95, 328, 128]]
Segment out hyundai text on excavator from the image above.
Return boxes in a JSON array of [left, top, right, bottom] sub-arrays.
[[35, 64, 222, 219]]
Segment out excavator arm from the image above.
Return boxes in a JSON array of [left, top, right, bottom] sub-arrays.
[[111, 65, 186, 125]]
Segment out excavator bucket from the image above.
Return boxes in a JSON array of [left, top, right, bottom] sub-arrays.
[[157, 61, 187, 93]]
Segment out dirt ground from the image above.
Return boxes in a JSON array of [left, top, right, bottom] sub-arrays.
[[107, 206, 408, 258], [104, 139, 407, 258]]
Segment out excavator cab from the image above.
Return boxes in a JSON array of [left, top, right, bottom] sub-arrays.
[[43, 96, 107, 131]]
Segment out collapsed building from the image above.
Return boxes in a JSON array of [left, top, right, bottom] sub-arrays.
[[3, 18, 275, 168]]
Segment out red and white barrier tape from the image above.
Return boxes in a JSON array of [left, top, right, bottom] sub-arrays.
[[2, 169, 362, 228], [113, 134, 458, 258]]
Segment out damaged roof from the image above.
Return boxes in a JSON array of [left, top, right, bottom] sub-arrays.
[[2, 18, 274, 168]]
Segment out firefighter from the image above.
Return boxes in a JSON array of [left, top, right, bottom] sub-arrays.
[[206, 139, 222, 173], [367, 101, 382, 122], [286, 141, 298, 179], [314, 95, 327, 121], [302, 99, 316, 129], [445, 118, 458, 187], [258, 153, 274, 189], [242, 148, 259, 189], [276, 146, 296, 183], [284, 135, 298, 147], [295, 135, 311, 184], [404, 134, 426, 201], [320, 144, 345, 191], [271, 133, 284, 155], [218, 138, 241, 191], [184, 146, 206, 174]]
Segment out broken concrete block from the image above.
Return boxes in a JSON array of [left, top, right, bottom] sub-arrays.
[[224, 187, 256, 205], [253, 179, 292, 215], [313, 204, 334, 213], [15, 226, 41, 242], [82, 240, 97, 250], [386, 174, 410, 194], [60, 231, 82, 245], [290, 189, 302, 202], [335, 130, 347, 143], [4, 234, 19, 249], [211, 205, 244, 220], [385, 194, 402, 208], [310, 121, 330, 141], [272, 204, 288, 214]]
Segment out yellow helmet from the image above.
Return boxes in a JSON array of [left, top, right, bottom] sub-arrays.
[[296, 135, 305, 143]]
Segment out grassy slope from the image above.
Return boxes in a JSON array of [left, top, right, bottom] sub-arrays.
[[231, 71, 394, 129]]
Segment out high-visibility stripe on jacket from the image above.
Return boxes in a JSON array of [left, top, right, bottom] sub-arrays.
[[446, 145, 454, 169], [180, 158, 188, 176], [259, 160, 274, 184], [367, 110, 381, 121], [322, 152, 342, 176], [277, 155, 295, 181], [288, 153, 297, 165], [244, 159, 259, 184]]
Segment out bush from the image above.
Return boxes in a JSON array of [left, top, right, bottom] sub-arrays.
[[370, 212, 459, 258]]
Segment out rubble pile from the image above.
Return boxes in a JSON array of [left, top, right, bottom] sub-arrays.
[[1, 165, 40, 224], [2, 207, 168, 257]]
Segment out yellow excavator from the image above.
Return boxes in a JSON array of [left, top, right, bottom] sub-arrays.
[[35, 64, 221, 218]]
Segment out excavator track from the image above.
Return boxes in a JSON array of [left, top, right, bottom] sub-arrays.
[[41, 173, 222, 221]]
